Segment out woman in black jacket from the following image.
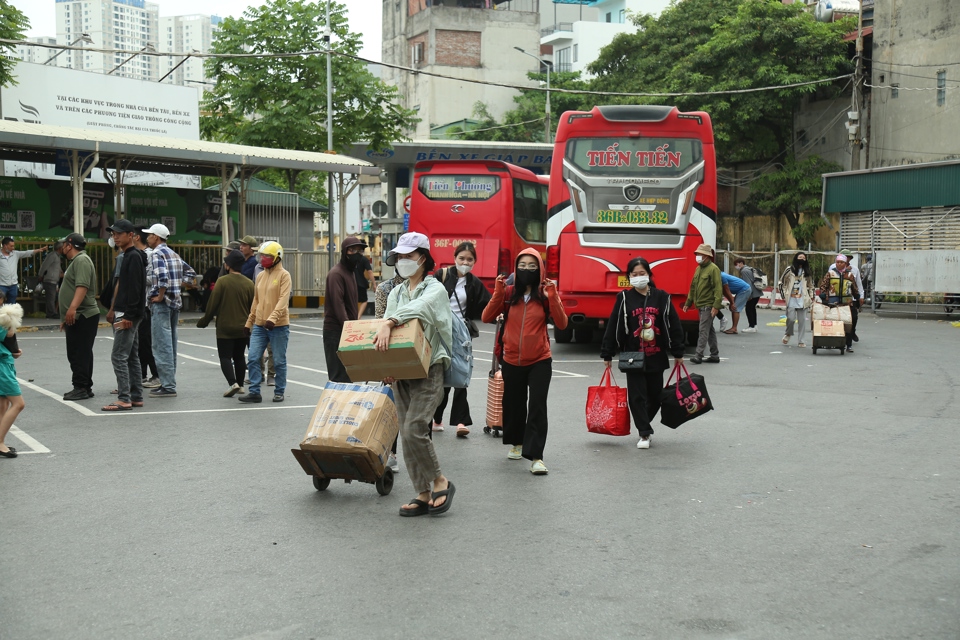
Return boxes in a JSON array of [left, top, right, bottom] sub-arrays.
[[432, 241, 491, 437], [600, 257, 685, 449]]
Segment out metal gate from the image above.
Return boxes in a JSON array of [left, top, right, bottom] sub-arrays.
[[244, 189, 299, 250]]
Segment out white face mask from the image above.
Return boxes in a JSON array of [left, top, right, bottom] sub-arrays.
[[630, 275, 649, 289], [395, 258, 421, 278], [108, 237, 116, 249], [695, 255, 704, 264], [456, 264, 472, 276]]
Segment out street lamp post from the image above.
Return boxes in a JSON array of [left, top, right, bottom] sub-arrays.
[[44, 33, 94, 66], [108, 43, 156, 76], [514, 46, 552, 143]]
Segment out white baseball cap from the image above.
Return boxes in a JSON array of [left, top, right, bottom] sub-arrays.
[[385, 232, 430, 266], [144, 223, 170, 239]]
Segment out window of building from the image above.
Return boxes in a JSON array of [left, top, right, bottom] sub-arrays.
[[937, 70, 946, 106], [573, 44, 578, 63], [556, 46, 571, 73], [891, 83, 899, 99], [605, 12, 611, 22], [619, 9, 625, 22]]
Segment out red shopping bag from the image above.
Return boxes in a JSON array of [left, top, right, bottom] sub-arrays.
[[585, 368, 631, 436], [659, 361, 714, 429]]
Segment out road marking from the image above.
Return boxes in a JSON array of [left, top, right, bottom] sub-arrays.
[[290, 330, 323, 337], [178, 341, 329, 375], [17, 378, 99, 417], [103, 404, 318, 416], [290, 322, 323, 330], [177, 351, 328, 390], [9, 425, 51, 454]]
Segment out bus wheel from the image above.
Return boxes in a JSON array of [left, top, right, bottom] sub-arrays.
[[554, 326, 573, 344], [574, 328, 593, 344]]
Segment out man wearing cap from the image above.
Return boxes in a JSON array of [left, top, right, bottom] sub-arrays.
[[683, 244, 723, 364], [0, 237, 48, 305], [821, 254, 861, 353], [59, 233, 100, 401], [144, 223, 196, 398], [102, 220, 146, 411], [239, 235, 259, 281], [323, 236, 363, 383]]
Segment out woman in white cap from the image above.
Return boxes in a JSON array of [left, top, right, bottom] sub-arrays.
[[374, 232, 456, 517]]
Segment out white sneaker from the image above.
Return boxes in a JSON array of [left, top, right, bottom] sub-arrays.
[[530, 459, 548, 475], [637, 437, 651, 449], [719, 318, 729, 331], [223, 383, 242, 398], [432, 421, 444, 432], [507, 445, 523, 460], [742, 327, 757, 333], [386, 454, 399, 472]]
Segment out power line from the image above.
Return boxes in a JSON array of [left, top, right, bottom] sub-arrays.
[[5, 37, 854, 99], [443, 115, 546, 136]]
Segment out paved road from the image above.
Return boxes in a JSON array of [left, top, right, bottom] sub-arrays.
[[2, 309, 958, 639]]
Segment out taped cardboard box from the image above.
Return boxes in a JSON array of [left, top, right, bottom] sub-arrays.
[[299, 382, 399, 476], [338, 318, 432, 382]]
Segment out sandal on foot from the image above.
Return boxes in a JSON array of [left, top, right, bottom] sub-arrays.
[[429, 481, 456, 516], [101, 402, 132, 411], [722, 329, 738, 335], [399, 498, 430, 517], [131, 400, 144, 407]]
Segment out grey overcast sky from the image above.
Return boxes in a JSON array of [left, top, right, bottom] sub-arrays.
[[15, 0, 383, 62]]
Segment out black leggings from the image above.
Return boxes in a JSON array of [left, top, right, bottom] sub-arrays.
[[433, 387, 472, 426], [217, 338, 247, 386], [139, 308, 158, 379], [745, 297, 759, 328], [625, 369, 666, 437]]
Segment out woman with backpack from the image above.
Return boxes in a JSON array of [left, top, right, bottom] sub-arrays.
[[779, 252, 815, 348], [481, 249, 568, 475], [600, 257, 685, 449], [432, 242, 491, 437], [375, 232, 456, 517]]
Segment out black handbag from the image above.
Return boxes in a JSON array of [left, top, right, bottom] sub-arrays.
[[616, 291, 646, 372]]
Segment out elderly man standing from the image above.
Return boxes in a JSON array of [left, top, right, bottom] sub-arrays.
[[144, 223, 196, 398], [59, 233, 100, 401], [0, 237, 47, 305], [37, 241, 64, 318], [683, 243, 723, 364], [239, 235, 259, 281], [102, 220, 146, 412]]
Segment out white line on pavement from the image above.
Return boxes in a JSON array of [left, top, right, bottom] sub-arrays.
[[9, 425, 51, 454], [289, 323, 323, 331], [17, 378, 99, 417], [178, 341, 328, 375], [107, 404, 318, 416], [290, 330, 323, 337]]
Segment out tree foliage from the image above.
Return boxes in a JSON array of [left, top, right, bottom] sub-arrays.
[[745, 155, 842, 242], [200, 0, 418, 198], [0, 2, 30, 87]]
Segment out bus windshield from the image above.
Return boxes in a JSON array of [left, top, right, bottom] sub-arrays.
[[567, 137, 703, 178], [418, 175, 500, 201]]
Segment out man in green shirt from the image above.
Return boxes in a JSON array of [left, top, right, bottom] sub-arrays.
[[682, 243, 722, 364], [197, 250, 255, 397], [59, 233, 101, 401]]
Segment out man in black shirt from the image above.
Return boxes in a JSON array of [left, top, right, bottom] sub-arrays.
[[103, 219, 147, 411]]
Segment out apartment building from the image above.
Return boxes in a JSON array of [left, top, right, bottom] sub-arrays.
[[54, 0, 160, 79], [158, 14, 222, 87]]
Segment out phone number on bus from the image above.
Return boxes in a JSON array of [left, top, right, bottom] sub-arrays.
[[595, 210, 669, 224]]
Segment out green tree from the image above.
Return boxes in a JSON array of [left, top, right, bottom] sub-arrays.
[[745, 155, 842, 244], [0, 2, 30, 87], [201, 0, 418, 198]]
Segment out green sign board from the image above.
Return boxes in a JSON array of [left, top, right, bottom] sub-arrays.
[[0, 177, 238, 242]]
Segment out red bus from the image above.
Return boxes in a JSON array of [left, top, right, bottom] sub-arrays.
[[545, 105, 717, 343], [410, 160, 549, 291]]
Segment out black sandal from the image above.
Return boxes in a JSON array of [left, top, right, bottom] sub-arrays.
[[399, 498, 430, 517], [429, 482, 456, 516], [0, 447, 17, 458]]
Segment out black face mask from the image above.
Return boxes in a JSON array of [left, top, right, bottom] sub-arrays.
[[516, 270, 540, 288], [794, 259, 808, 271], [344, 253, 361, 267]]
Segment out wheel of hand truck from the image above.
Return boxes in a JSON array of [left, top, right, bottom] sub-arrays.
[[313, 476, 331, 491], [376, 468, 394, 496]]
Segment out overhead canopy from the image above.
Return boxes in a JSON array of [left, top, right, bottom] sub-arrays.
[[0, 119, 379, 177], [822, 160, 960, 214]]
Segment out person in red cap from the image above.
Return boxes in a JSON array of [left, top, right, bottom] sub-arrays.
[[323, 236, 365, 383]]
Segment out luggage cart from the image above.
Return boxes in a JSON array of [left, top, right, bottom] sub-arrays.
[[810, 301, 850, 355], [291, 448, 395, 496]]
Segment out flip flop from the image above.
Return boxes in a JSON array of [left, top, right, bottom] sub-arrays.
[[101, 402, 132, 412], [399, 498, 430, 517], [722, 329, 738, 334], [429, 481, 456, 516]]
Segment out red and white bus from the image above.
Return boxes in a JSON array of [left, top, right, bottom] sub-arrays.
[[545, 105, 717, 343], [410, 160, 549, 291]]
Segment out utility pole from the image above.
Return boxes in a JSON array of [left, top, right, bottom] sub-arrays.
[[325, 0, 336, 269], [848, 0, 865, 171]]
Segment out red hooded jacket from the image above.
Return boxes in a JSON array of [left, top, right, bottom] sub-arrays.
[[481, 248, 568, 367]]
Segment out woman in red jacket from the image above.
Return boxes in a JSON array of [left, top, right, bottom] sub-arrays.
[[481, 249, 568, 475]]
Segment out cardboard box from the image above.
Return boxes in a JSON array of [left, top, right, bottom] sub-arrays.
[[337, 318, 432, 382], [813, 319, 846, 337], [299, 382, 399, 476]]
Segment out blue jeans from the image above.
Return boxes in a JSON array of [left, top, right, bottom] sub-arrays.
[[247, 324, 288, 395], [150, 303, 179, 391], [0, 284, 17, 305]]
